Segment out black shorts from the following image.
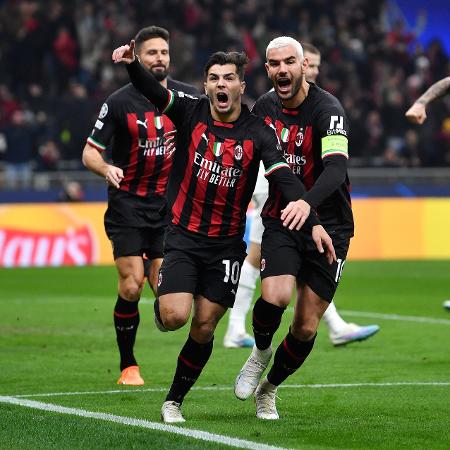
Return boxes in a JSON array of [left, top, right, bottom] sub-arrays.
[[260, 219, 350, 302], [157, 225, 247, 308], [104, 188, 168, 260]]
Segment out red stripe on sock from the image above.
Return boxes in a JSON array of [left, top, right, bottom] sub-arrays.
[[178, 354, 202, 371], [114, 311, 139, 319], [283, 338, 305, 363]]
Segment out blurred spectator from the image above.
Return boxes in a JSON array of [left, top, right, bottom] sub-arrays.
[[58, 180, 85, 201], [0, 109, 35, 189], [400, 129, 422, 166], [36, 140, 61, 171], [0, 0, 448, 174]]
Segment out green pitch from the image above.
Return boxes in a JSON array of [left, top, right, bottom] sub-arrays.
[[1, 261, 449, 449]]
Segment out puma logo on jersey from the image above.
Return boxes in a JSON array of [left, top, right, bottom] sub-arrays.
[[201, 133, 209, 144], [136, 118, 148, 129]]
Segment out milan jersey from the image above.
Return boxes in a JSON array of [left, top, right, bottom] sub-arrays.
[[253, 84, 354, 238], [87, 80, 196, 199], [161, 93, 296, 238]]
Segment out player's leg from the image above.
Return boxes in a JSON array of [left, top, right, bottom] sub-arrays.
[[114, 255, 146, 385], [155, 248, 197, 331], [323, 301, 380, 346], [255, 239, 352, 419], [141, 227, 169, 331], [162, 243, 243, 423], [146, 257, 162, 294], [105, 193, 152, 385], [234, 273, 295, 400], [224, 191, 266, 348], [224, 241, 260, 348], [256, 283, 329, 419], [162, 296, 227, 423], [147, 257, 168, 332], [235, 222, 300, 400]]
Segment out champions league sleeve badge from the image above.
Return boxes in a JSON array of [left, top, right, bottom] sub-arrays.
[[99, 103, 108, 119]]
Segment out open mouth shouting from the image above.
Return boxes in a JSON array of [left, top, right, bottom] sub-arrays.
[[216, 91, 229, 110], [276, 77, 292, 95]]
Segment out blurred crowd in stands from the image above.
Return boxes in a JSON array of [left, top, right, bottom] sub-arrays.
[[0, 0, 449, 189]]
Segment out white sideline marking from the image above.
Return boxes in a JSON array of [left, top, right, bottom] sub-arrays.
[[0, 396, 288, 450], [339, 310, 450, 325], [11, 382, 450, 399], [285, 308, 450, 325]]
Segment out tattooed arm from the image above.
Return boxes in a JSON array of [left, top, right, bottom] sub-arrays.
[[405, 77, 450, 125]]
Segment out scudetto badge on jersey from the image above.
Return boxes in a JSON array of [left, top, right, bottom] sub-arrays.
[[99, 103, 108, 119], [321, 135, 349, 159]]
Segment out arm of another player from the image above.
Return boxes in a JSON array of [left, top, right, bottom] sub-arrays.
[[405, 77, 450, 125], [312, 225, 336, 264], [259, 124, 318, 230], [267, 166, 335, 260], [253, 99, 316, 230], [112, 40, 171, 112], [82, 143, 123, 189]]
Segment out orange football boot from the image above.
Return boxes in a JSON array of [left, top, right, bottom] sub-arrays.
[[117, 365, 144, 385]]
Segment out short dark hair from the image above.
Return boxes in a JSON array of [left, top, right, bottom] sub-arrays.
[[302, 43, 320, 56], [204, 52, 249, 80], [134, 26, 169, 51]]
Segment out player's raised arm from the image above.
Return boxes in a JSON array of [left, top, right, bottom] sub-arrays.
[[258, 124, 319, 230], [405, 76, 450, 125], [112, 40, 171, 113]]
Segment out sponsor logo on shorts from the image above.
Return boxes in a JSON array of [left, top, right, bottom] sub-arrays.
[[261, 258, 266, 271], [158, 272, 163, 287]]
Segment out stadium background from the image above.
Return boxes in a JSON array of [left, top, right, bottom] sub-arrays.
[[0, 0, 449, 266], [1, 2, 449, 449]]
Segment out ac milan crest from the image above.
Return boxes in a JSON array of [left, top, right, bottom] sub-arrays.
[[295, 129, 304, 147], [261, 258, 266, 271], [158, 272, 163, 287], [234, 144, 243, 160]]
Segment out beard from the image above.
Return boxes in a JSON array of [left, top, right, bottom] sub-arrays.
[[151, 68, 168, 81], [280, 75, 302, 100]]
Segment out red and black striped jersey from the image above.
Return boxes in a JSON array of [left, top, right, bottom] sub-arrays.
[[253, 84, 354, 238], [162, 92, 301, 238], [125, 59, 314, 239], [87, 80, 197, 200]]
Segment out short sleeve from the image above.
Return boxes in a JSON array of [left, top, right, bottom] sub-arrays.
[[86, 98, 117, 152]]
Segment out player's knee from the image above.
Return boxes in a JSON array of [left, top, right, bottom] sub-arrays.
[[191, 319, 216, 341], [161, 308, 189, 330], [262, 285, 291, 306], [291, 322, 317, 341], [120, 276, 144, 300]]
